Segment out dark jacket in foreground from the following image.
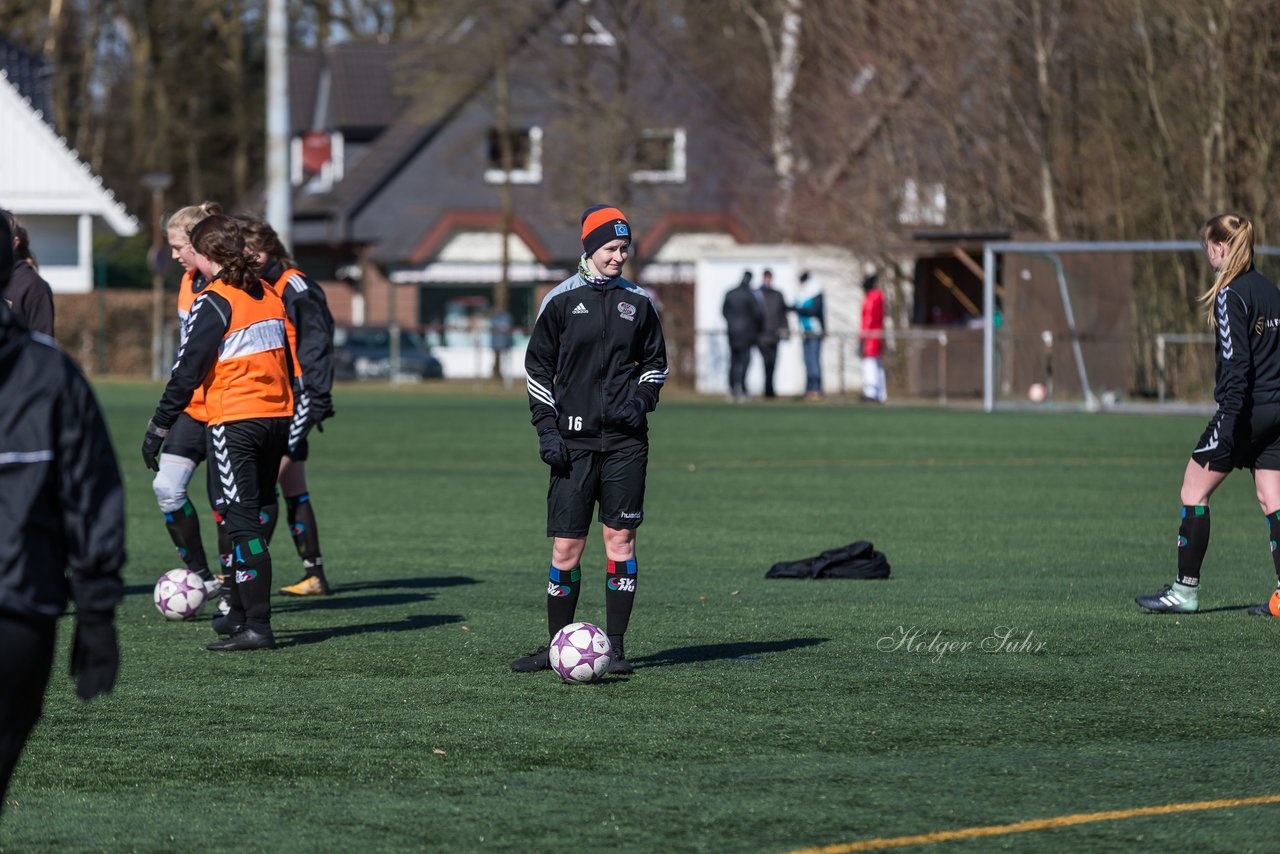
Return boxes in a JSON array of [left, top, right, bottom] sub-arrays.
[[526, 273, 668, 451], [6, 260, 55, 336], [0, 301, 125, 619]]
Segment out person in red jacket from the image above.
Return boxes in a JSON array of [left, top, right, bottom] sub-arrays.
[[860, 274, 886, 403]]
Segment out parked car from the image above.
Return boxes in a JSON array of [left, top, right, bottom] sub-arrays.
[[333, 326, 445, 380]]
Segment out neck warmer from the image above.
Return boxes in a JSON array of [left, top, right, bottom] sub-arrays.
[[578, 254, 613, 286]]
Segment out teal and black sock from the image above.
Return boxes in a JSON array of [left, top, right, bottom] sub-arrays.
[[214, 511, 233, 574], [546, 565, 581, 638], [286, 493, 323, 566], [232, 537, 272, 631], [605, 557, 637, 638], [1266, 512, 1280, 585], [259, 489, 280, 544], [164, 499, 211, 579], [1178, 504, 1210, 586]]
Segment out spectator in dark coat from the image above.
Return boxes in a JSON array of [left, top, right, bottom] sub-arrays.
[[722, 270, 761, 401], [756, 269, 789, 398], [0, 210, 55, 336]]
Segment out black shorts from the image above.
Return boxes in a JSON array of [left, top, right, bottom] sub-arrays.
[[547, 443, 648, 538], [208, 417, 290, 542], [1193, 402, 1280, 472], [162, 412, 208, 462]]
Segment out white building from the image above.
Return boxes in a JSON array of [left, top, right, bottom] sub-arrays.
[[0, 69, 138, 293]]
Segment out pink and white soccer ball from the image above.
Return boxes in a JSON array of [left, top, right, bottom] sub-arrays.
[[550, 622, 612, 683], [153, 568, 207, 620]]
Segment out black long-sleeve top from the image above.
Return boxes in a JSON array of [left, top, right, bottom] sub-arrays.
[[0, 301, 124, 619]]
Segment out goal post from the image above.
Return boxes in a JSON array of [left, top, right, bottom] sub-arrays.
[[981, 240, 1280, 412]]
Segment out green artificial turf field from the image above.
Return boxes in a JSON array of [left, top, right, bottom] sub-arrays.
[[3, 382, 1279, 853]]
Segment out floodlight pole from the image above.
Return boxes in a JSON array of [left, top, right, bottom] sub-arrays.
[[266, 0, 291, 250]]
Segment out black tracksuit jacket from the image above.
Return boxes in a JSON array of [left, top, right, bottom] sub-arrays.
[[6, 260, 55, 337], [525, 273, 668, 451], [1203, 268, 1280, 445], [0, 301, 125, 620], [262, 259, 335, 415]]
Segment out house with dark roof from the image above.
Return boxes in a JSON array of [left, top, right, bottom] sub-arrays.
[[287, 5, 771, 380], [0, 40, 138, 293]]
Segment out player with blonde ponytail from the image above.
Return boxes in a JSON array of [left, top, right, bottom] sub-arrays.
[[142, 202, 225, 603], [1198, 213, 1255, 323], [1138, 213, 1280, 617]]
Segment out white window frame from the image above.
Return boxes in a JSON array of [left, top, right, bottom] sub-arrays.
[[290, 131, 345, 194], [631, 127, 686, 184], [484, 126, 543, 185]]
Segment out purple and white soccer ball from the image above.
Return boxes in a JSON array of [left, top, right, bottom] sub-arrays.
[[550, 621, 612, 683], [153, 568, 207, 620]]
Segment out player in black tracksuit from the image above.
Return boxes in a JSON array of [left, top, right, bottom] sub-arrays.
[[0, 209, 55, 336], [1137, 213, 1280, 616], [0, 215, 125, 813], [243, 220, 336, 597], [512, 205, 668, 675]]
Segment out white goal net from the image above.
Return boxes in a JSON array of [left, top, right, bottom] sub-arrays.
[[979, 241, 1280, 412]]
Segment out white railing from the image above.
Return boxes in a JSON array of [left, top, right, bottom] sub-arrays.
[[694, 328, 956, 404]]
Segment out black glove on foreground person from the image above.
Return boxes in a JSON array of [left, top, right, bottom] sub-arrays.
[[311, 392, 335, 432], [609, 398, 647, 430], [538, 426, 569, 468], [141, 419, 168, 471], [70, 610, 119, 701]]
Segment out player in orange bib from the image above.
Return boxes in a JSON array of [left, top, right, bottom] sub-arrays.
[[142, 215, 294, 651], [242, 220, 336, 596], [142, 202, 223, 602]]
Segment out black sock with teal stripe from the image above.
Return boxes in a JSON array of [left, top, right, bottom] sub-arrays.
[[605, 557, 637, 640], [259, 490, 280, 544], [546, 565, 581, 639], [286, 493, 322, 565], [163, 499, 211, 579], [1178, 505, 1210, 586], [1267, 512, 1280, 585], [233, 536, 273, 631]]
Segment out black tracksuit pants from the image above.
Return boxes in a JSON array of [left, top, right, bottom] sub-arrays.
[[208, 417, 289, 630], [0, 614, 56, 813], [728, 343, 752, 397]]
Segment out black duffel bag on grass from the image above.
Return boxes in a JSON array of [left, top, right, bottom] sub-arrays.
[[765, 540, 891, 579]]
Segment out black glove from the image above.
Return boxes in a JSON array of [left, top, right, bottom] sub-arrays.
[[311, 393, 335, 433], [141, 420, 168, 472], [538, 427, 569, 468], [69, 611, 119, 701], [609, 398, 648, 431]]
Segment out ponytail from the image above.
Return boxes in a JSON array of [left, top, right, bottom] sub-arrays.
[[1199, 212, 1255, 327], [190, 214, 261, 291]]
